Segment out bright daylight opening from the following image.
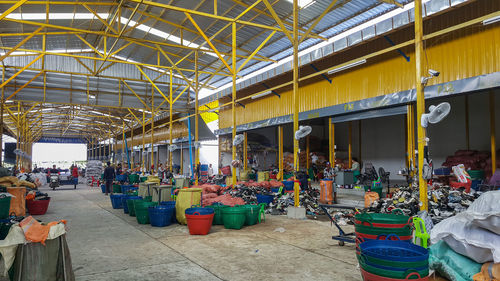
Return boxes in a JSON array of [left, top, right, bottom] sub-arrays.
[[32, 143, 87, 170]]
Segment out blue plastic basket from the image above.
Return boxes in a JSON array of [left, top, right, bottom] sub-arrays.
[[363, 256, 428, 272], [122, 195, 130, 213], [185, 207, 214, 215], [101, 185, 106, 193], [256, 194, 274, 205], [282, 181, 294, 191], [116, 175, 127, 182], [270, 188, 282, 194], [160, 201, 177, 223], [121, 185, 137, 194], [148, 206, 174, 227], [110, 194, 125, 209], [359, 239, 429, 262]]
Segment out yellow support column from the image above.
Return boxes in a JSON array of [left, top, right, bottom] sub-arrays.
[[278, 126, 283, 181], [231, 22, 237, 186], [195, 51, 199, 186], [348, 122, 352, 169], [0, 66, 4, 167], [151, 88, 155, 173], [329, 118, 334, 164], [169, 69, 173, 172], [490, 92, 496, 174], [292, 0, 300, 207], [243, 132, 248, 171], [142, 112, 145, 172], [415, 0, 428, 211]]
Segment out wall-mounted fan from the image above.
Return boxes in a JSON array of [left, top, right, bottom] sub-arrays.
[[421, 102, 451, 128], [168, 144, 178, 152], [233, 134, 244, 146], [294, 125, 312, 140]]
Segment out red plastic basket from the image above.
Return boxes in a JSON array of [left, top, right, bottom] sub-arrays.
[[186, 212, 214, 235], [26, 198, 51, 215], [360, 268, 428, 281]]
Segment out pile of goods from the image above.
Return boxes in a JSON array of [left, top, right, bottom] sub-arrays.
[[86, 160, 103, 185], [428, 190, 500, 281], [367, 184, 479, 224], [442, 149, 499, 179]]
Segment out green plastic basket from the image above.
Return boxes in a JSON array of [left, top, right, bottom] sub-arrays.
[[134, 201, 158, 224], [354, 223, 412, 236], [0, 197, 11, 219], [128, 174, 139, 183], [221, 206, 246, 230], [356, 253, 428, 269], [113, 184, 122, 193], [357, 254, 429, 279], [467, 170, 485, 180], [206, 205, 229, 225], [127, 198, 142, 217], [243, 204, 265, 226], [140, 176, 148, 182], [355, 210, 410, 225]]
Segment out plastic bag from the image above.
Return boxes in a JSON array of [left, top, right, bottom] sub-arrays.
[[461, 190, 500, 235], [473, 263, 500, 281], [7, 187, 25, 216], [430, 240, 482, 281], [320, 180, 334, 203], [364, 191, 379, 208], [176, 188, 202, 225], [430, 214, 500, 263]]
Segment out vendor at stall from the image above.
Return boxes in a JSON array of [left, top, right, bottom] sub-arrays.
[[323, 162, 336, 180]]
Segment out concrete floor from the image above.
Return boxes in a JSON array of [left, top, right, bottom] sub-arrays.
[[33, 184, 362, 281]]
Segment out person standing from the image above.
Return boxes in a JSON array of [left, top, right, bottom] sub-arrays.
[[103, 162, 115, 196], [72, 164, 79, 189], [208, 164, 214, 178], [158, 163, 165, 182], [323, 162, 337, 204]]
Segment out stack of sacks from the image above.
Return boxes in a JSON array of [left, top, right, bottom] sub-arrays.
[[430, 190, 500, 281], [203, 194, 245, 207], [442, 149, 500, 179]]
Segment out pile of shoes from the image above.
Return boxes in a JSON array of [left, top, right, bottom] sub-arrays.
[[368, 184, 480, 224]]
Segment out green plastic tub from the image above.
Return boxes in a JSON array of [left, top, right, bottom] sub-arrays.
[[243, 204, 265, 226], [355, 223, 412, 237], [128, 174, 140, 183], [140, 176, 148, 182], [127, 198, 143, 217], [355, 210, 410, 226], [356, 253, 428, 269], [468, 170, 485, 180], [206, 204, 229, 225], [221, 206, 246, 230], [134, 201, 158, 224], [0, 197, 11, 219], [113, 184, 122, 193], [357, 255, 429, 279]]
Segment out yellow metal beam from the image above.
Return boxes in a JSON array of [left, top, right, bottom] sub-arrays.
[[262, 0, 293, 43], [121, 79, 152, 111], [237, 30, 276, 72], [0, 0, 29, 21], [185, 13, 232, 73], [82, 3, 118, 34], [299, 0, 338, 44], [0, 54, 44, 89], [135, 66, 171, 105], [292, 0, 299, 207], [5, 71, 44, 101], [415, 0, 428, 211], [129, 0, 286, 32], [156, 45, 195, 90], [0, 26, 43, 63], [379, 0, 404, 8]]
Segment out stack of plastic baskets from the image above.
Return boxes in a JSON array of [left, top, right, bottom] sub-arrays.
[[357, 235, 429, 281], [160, 201, 177, 223], [206, 204, 229, 225], [134, 201, 158, 224], [110, 194, 125, 209], [243, 204, 265, 226], [354, 210, 412, 244]]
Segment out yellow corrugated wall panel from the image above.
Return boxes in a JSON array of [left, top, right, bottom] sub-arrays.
[[199, 100, 219, 124], [219, 26, 500, 129]]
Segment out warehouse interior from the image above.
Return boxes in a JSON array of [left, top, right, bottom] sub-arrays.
[[0, 0, 499, 280]]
